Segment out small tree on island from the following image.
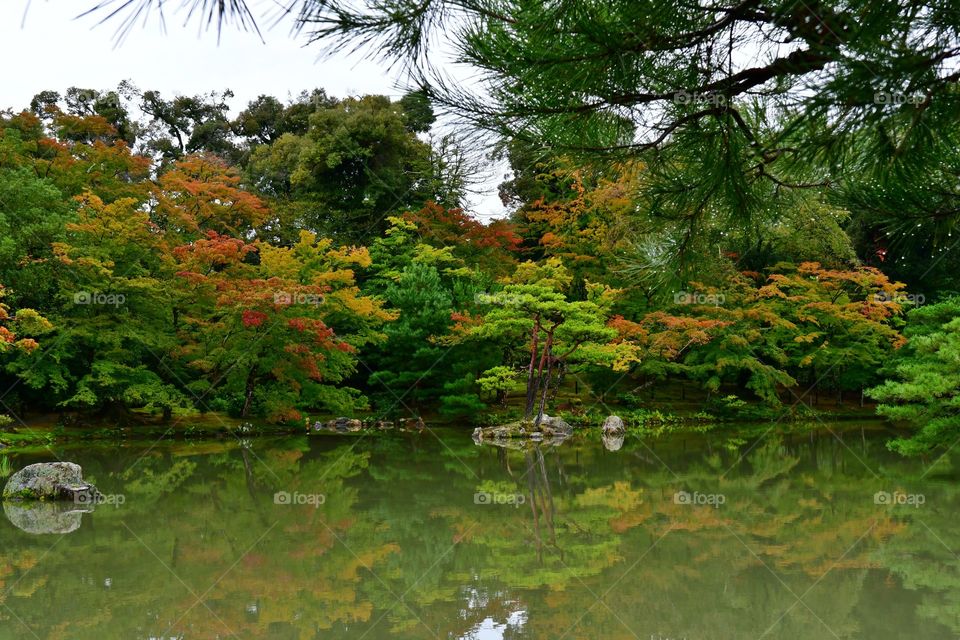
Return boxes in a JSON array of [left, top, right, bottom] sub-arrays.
[[469, 259, 618, 425]]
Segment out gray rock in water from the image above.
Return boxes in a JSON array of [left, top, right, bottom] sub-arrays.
[[538, 415, 573, 435], [2, 462, 98, 502], [602, 415, 625, 434], [3, 501, 93, 535]]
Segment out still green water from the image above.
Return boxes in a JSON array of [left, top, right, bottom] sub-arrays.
[[0, 423, 958, 639]]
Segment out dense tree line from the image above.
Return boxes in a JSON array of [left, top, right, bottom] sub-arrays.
[[0, 82, 954, 454]]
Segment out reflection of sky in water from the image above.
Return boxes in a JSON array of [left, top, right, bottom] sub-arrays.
[[462, 610, 527, 639], [461, 588, 526, 639]]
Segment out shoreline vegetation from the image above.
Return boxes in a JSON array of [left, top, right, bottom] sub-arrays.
[[0, 378, 891, 456]]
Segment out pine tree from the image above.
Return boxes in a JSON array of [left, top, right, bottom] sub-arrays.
[[868, 297, 960, 456]]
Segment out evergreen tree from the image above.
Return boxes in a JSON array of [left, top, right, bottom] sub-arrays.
[[367, 263, 455, 411], [868, 297, 960, 456]]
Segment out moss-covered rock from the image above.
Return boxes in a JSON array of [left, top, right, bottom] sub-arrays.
[[2, 462, 98, 502]]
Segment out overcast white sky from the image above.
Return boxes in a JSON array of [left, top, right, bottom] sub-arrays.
[[1, 0, 508, 220]]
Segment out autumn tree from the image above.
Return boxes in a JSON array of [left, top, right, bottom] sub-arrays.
[[757, 261, 907, 401], [173, 230, 393, 420], [608, 263, 907, 407], [37, 193, 190, 418], [150, 153, 270, 243], [402, 202, 520, 277], [31, 85, 139, 145], [0, 285, 52, 356], [0, 108, 151, 203], [516, 161, 644, 286], [0, 284, 53, 425]]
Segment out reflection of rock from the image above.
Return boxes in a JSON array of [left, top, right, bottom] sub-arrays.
[[602, 415, 625, 434], [313, 418, 360, 432], [472, 414, 573, 443], [312, 417, 424, 432], [2, 462, 98, 502], [397, 417, 426, 431], [3, 501, 93, 534], [328, 417, 362, 431], [602, 432, 625, 451]]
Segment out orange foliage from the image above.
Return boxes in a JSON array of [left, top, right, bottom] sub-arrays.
[[403, 201, 520, 251], [153, 154, 270, 239]]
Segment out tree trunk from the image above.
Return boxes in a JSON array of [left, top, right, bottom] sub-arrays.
[[533, 327, 555, 427], [241, 367, 257, 418], [535, 351, 553, 427], [548, 360, 564, 404], [524, 315, 541, 420]]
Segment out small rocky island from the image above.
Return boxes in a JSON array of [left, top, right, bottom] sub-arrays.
[[472, 414, 574, 442]]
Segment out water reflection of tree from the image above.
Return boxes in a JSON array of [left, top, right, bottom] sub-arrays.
[[1, 430, 959, 638], [419, 433, 958, 639], [525, 447, 559, 564]]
